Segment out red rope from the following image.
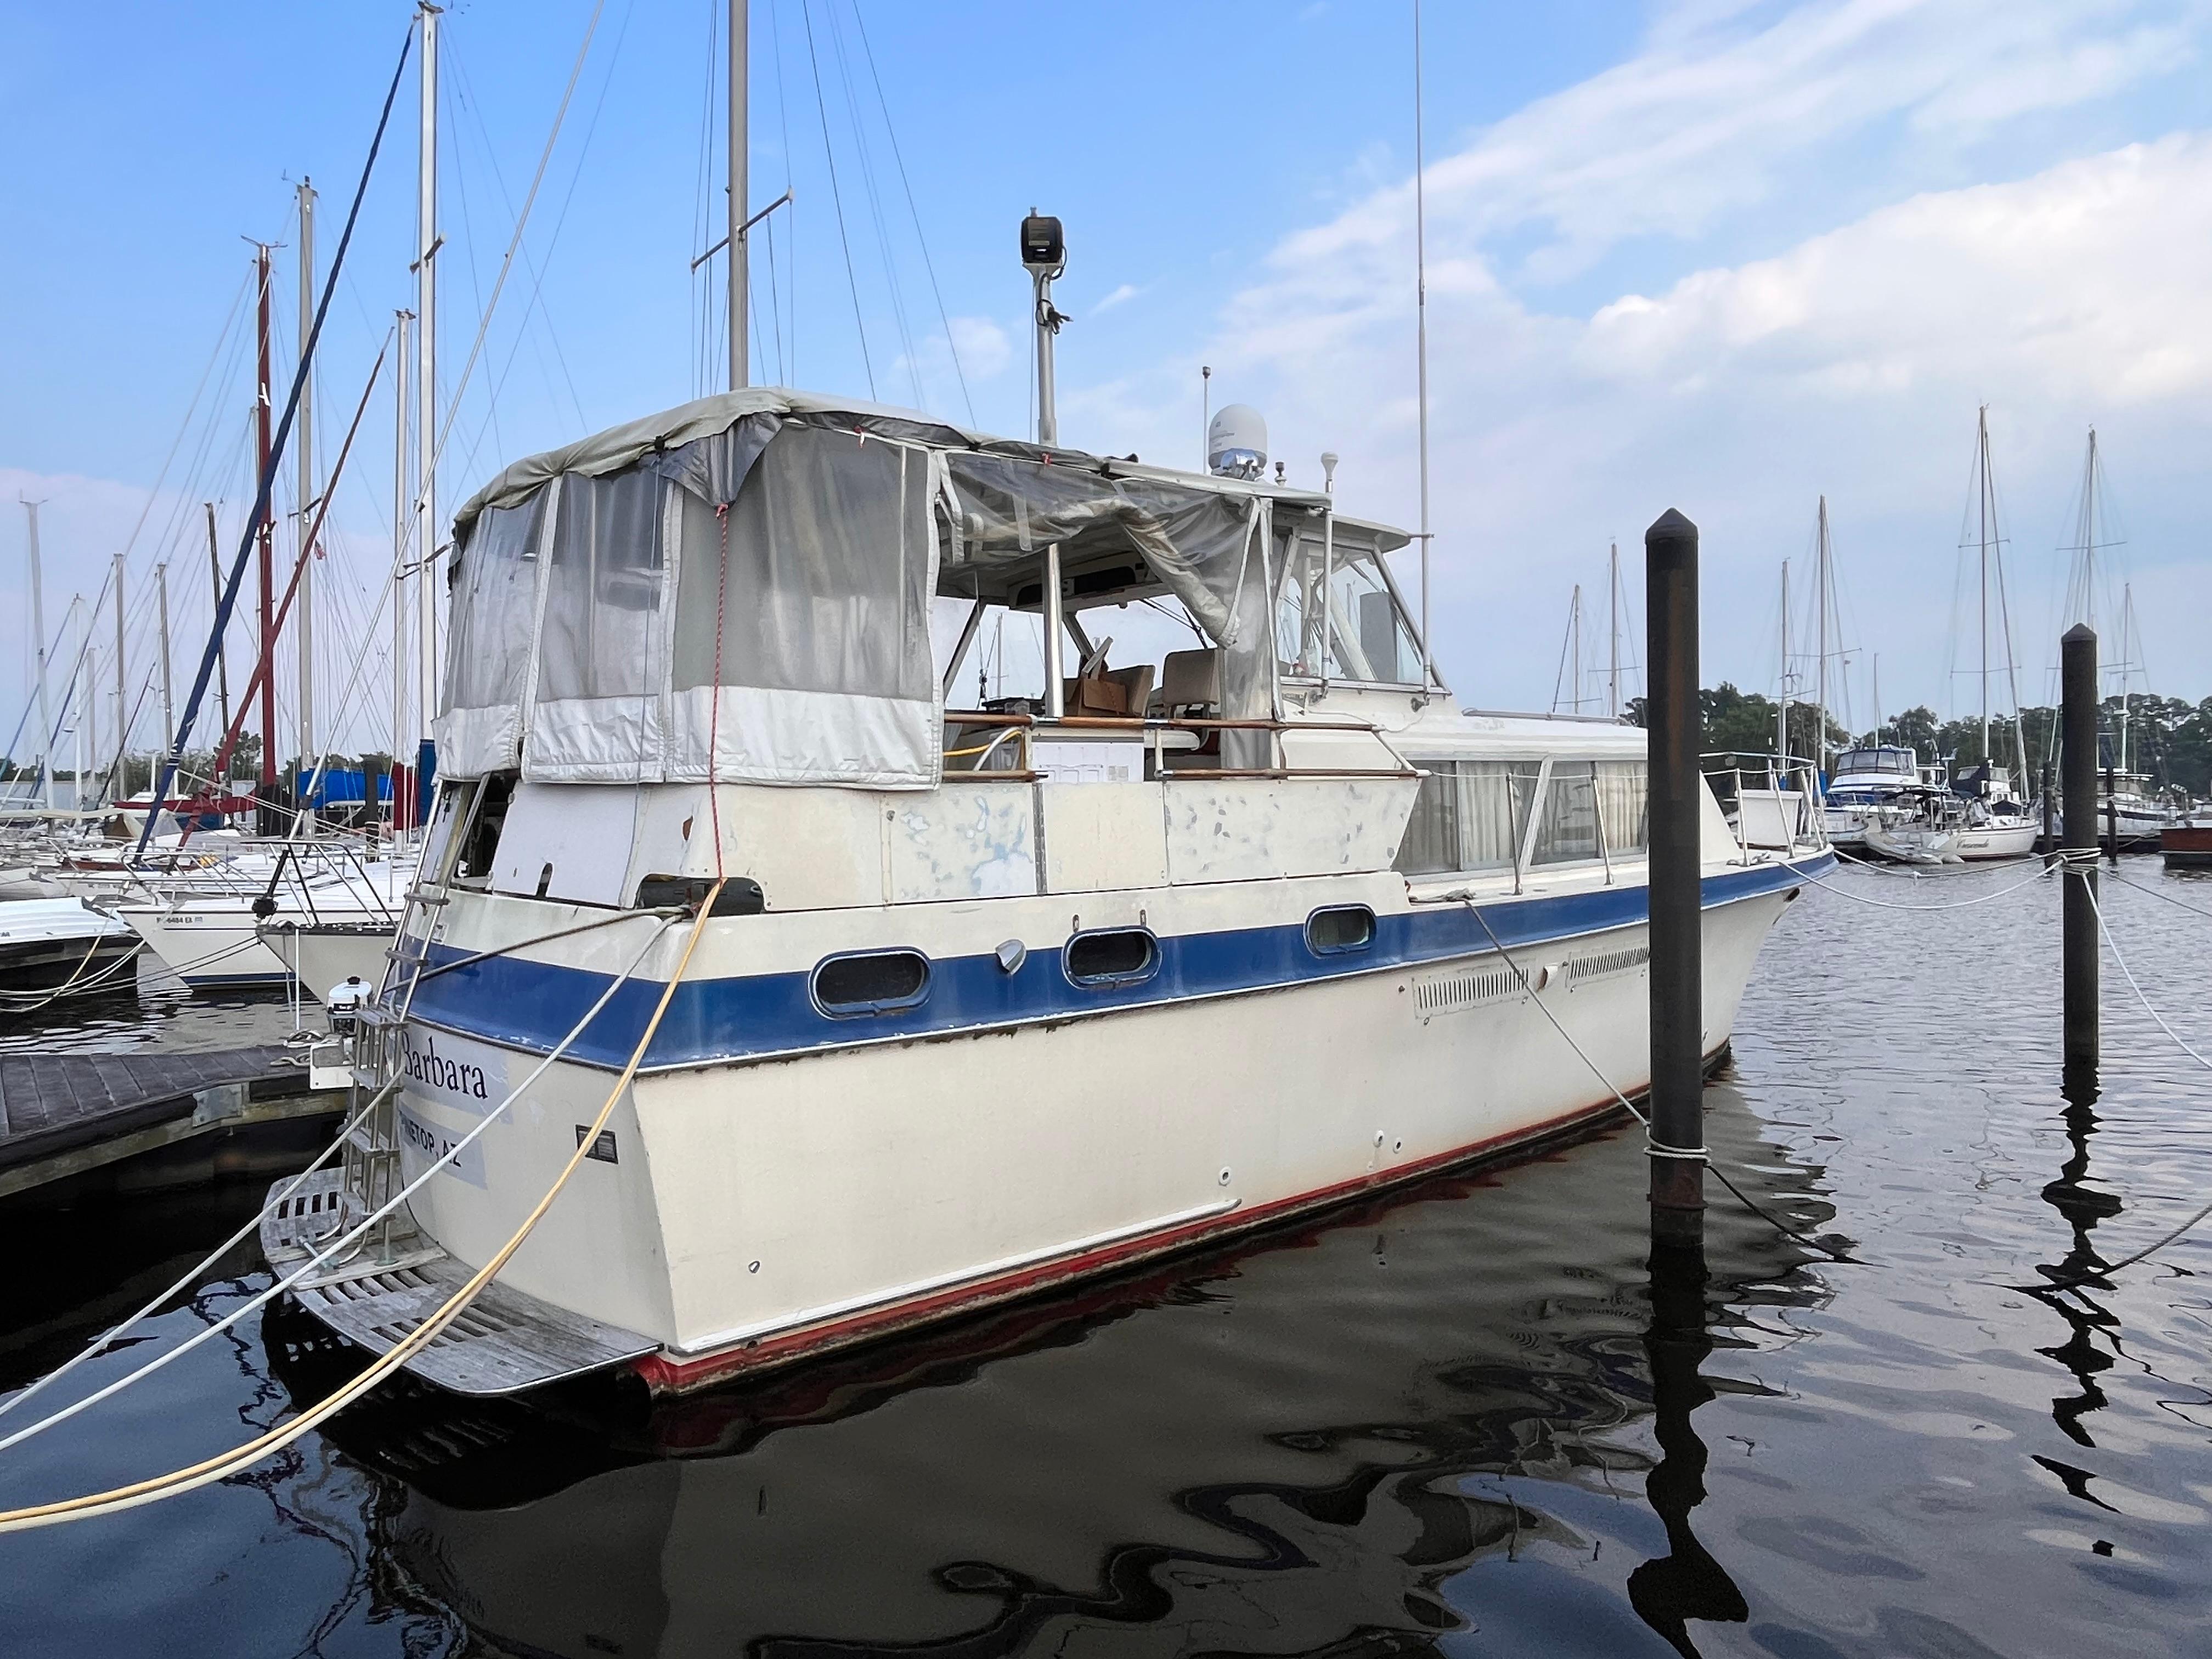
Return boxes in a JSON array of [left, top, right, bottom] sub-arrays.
[[707, 503, 730, 878]]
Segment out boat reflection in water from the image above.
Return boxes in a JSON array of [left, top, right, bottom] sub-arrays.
[[270, 1074, 1837, 1656]]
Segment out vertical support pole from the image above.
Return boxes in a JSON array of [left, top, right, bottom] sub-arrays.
[[2061, 624, 2098, 1083], [2040, 761, 2055, 861], [1645, 509, 1704, 1239], [254, 242, 278, 804]]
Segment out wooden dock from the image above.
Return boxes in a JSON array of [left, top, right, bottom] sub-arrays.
[[0, 1045, 348, 1199]]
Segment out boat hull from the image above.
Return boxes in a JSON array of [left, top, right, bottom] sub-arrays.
[[2163, 826, 2212, 868], [1954, 820, 2039, 861], [382, 859, 1818, 1394]]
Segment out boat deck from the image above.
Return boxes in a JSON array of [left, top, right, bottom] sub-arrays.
[[0, 1044, 346, 1198]]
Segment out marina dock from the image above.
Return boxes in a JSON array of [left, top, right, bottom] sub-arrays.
[[0, 1045, 347, 1200]]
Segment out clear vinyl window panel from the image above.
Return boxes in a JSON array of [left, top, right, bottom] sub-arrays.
[[1530, 761, 1602, 866], [443, 494, 546, 716], [535, 470, 668, 703], [672, 426, 932, 701], [1276, 537, 1423, 686]]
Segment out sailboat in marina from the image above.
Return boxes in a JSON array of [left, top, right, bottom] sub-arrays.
[[1945, 407, 2038, 861], [2060, 428, 2176, 849]]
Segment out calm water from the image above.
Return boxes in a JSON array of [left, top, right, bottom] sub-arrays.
[[0, 956, 307, 1054], [3, 861, 2211, 1657]]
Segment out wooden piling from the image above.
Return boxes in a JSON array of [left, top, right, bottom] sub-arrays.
[[2062, 625, 2098, 1080], [2104, 764, 2120, 865], [1645, 509, 1704, 1240]]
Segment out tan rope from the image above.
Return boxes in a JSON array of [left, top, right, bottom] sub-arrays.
[[0, 881, 723, 1533]]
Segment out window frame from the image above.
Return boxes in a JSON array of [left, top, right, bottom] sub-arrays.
[[809, 948, 934, 1018], [1305, 904, 1377, 957], [1062, 926, 1163, 989]]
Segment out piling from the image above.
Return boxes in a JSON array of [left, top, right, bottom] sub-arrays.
[[2061, 625, 2098, 1081], [2040, 761, 2056, 862], [2104, 764, 2120, 865], [1645, 509, 1704, 1239]]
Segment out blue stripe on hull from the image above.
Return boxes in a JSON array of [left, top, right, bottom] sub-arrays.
[[405, 855, 1829, 1072]]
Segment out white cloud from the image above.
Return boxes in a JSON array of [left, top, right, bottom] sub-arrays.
[[1092, 283, 1142, 315], [946, 315, 1012, 380], [1062, 1, 2212, 707]]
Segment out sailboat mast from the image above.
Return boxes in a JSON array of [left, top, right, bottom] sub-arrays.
[[156, 561, 174, 757], [253, 240, 277, 795], [393, 308, 413, 813], [111, 550, 126, 787], [728, 0, 748, 390], [1814, 497, 1829, 773], [296, 177, 317, 777], [1607, 541, 1620, 718], [1411, 0, 1432, 685], [23, 501, 51, 812], [1777, 559, 1790, 761], [416, 2, 439, 763], [1977, 407, 1990, 766], [205, 503, 231, 748]]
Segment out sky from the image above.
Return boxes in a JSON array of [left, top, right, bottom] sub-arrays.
[[3, 0, 2210, 763]]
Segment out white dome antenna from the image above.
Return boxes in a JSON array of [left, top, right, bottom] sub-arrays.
[[1207, 404, 1267, 479]]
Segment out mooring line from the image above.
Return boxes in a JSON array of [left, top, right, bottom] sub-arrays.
[[0, 915, 678, 1464], [2104, 868, 2212, 924], [1463, 896, 1861, 1265], [0, 885, 722, 1533], [1795, 859, 2056, 912]]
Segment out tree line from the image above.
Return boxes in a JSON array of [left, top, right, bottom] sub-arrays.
[[1630, 685, 2212, 796]]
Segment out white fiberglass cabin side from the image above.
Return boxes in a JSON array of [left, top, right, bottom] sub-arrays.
[[274, 390, 1829, 1397]]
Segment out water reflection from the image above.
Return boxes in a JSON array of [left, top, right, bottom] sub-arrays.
[[269, 1087, 1834, 1657]]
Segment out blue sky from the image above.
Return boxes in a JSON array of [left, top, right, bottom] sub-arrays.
[[5, 0, 2211, 759]]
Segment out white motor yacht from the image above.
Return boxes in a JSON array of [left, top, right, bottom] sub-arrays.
[[266, 386, 1832, 1398]]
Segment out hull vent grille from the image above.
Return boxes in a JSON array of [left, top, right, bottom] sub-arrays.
[[1413, 963, 1522, 1014], [1568, 945, 1650, 984]]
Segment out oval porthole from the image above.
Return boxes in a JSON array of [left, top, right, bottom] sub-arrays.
[[1306, 905, 1375, 955], [811, 950, 930, 1017], [1064, 927, 1160, 988]]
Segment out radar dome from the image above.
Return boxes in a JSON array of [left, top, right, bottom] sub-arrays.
[[1207, 404, 1267, 479]]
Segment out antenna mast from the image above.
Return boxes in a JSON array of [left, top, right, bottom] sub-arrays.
[[253, 240, 278, 801]]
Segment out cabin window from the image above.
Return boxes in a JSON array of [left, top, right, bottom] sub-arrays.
[[1395, 763, 1461, 876], [1595, 760, 1650, 854], [1394, 760, 1542, 877], [812, 950, 930, 1016], [1306, 906, 1375, 955], [1530, 763, 1602, 866], [1064, 928, 1159, 986]]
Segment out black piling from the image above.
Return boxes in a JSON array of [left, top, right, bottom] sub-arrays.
[[1645, 509, 1704, 1243], [2040, 761, 2056, 862], [2104, 764, 2120, 865], [2062, 625, 2099, 1084]]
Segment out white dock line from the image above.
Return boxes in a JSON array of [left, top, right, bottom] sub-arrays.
[[0, 893, 714, 1532], [0, 912, 679, 1475]]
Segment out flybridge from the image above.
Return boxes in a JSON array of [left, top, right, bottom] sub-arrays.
[[433, 387, 1417, 791]]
